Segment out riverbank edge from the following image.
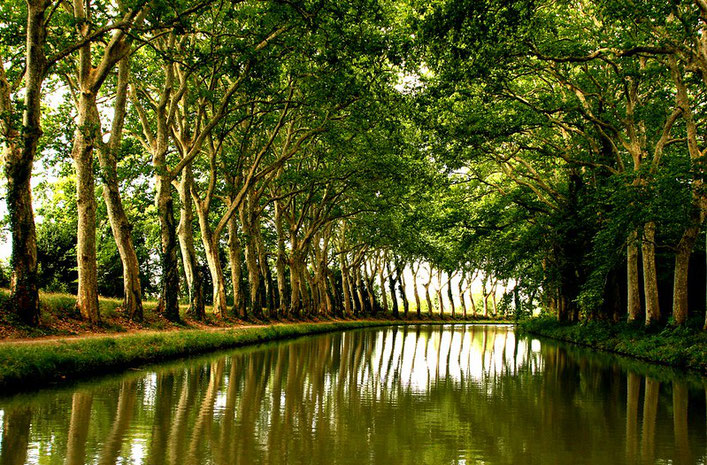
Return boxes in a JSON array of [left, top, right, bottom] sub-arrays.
[[517, 318, 707, 373], [0, 319, 501, 393]]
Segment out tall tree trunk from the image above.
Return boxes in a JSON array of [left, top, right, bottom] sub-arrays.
[[227, 215, 245, 318], [377, 257, 389, 313], [240, 197, 261, 318], [642, 222, 660, 325], [194, 196, 227, 318], [424, 281, 433, 317], [363, 260, 376, 314], [156, 175, 180, 322], [397, 261, 409, 317], [289, 248, 305, 318], [387, 262, 399, 317], [254, 222, 274, 313], [458, 272, 468, 318], [177, 167, 204, 319], [341, 254, 353, 316], [71, 0, 136, 323], [447, 273, 456, 318], [469, 286, 477, 316], [72, 92, 100, 323], [1, 0, 49, 326], [436, 270, 445, 316], [673, 224, 700, 325], [274, 201, 289, 315], [412, 263, 422, 318], [98, 57, 143, 321], [627, 230, 641, 323], [355, 264, 367, 316], [202, 234, 228, 319]]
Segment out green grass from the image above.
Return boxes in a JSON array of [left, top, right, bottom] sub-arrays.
[[518, 317, 707, 373]]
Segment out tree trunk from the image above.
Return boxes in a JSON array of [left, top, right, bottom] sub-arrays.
[[204, 236, 228, 319], [424, 281, 433, 317], [673, 225, 700, 325], [4, 146, 40, 326], [240, 197, 261, 318], [363, 260, 376, 314], [627, 230, 641, 323], [412, 265, 422, 318], [458, 273, 467, 318], [447, 273, 456, 318], [274, 201, 289, 315], [642, 222, 660, 325], [355, 265, 367, 316], [378, 258, 389, 313], [156, 175, 180, 322], [397, 261, 409, 317], [469, 286, 477, 316], [436, 270, 445, 316], [2, 0, 49, 326], [227, 216, 245, 318], [177, 167, 204, 319], [254, 222, 274, 313], [387, 262, 399, 317], [193, 195, 228, 318], [97, 57, 143, 321], [72, 92, 100, 323], [341, 255, 353, 316]]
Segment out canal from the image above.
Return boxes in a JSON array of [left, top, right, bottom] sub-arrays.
[[0, 324, 704, 464]]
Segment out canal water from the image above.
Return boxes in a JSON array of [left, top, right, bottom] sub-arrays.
[[0, 324, 705, 464]]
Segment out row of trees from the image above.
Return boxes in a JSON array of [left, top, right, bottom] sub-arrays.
[[0, 0, 451, 325], [402, 0, 707, 327]]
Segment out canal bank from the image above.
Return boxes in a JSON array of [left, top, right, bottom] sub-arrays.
[[518, 317, 707, 373], [0, 318, 506, 392]]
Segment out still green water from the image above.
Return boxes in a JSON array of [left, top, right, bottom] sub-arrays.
[[0, 324, 705, 464]]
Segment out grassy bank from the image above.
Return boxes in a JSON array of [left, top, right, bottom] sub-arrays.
[[518, 317, 707, 373], [0, 319, 501, 393]]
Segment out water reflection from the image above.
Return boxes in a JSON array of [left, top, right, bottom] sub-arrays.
[[0, 325, 705, 464]]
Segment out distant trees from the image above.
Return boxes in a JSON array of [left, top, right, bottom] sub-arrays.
[[416, 0, 707, 327]]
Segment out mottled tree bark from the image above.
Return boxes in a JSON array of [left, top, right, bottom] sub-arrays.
[[156, 176, 180, 322], [672, 225, 700, 325], [626, 230, 641, 323], [98, 58, 143, 320], [227, 215, 245, 318], [274, 200, 289, 315], [177, 167, 205, 319], [411, 262, 422, 317], [642, 222, 660, 325], [0, 1, 47, 324], [72, 91, 101, 323]]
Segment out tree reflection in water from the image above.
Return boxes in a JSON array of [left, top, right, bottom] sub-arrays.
[[0, 325, 705, 464]]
